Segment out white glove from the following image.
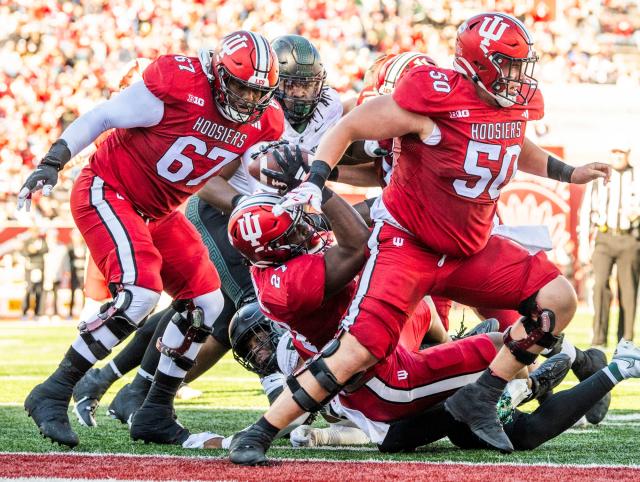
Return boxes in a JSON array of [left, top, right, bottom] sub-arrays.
[[290, 425, 319, 447], [182, 431, 224, 449], [273, 182, 323, 216]]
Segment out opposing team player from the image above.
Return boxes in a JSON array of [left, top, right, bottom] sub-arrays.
[[18, 30, 284, 448], [229, 12, 611, 461]]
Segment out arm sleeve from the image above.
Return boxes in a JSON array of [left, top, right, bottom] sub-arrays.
[[60, 81, 165, 157]]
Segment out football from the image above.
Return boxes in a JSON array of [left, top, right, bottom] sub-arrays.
[[247, 142, 314, 189]]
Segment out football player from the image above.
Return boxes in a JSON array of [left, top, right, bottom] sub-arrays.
[[19, 30, 284, 448], [225, 192, 508, 465], [230, 12, 611, 462]]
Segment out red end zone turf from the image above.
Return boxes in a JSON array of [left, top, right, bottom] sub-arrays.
[[2, 453, 639, 482]]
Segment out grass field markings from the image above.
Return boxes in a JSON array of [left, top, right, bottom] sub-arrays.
[[606, 413, 640, 421], [1, 451, 640, 469]]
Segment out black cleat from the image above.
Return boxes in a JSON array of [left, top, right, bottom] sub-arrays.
[[229, 425, 274, 466], [72, 368, 113, 427], [445, 382, 514, 453], [25, 382, 79, 448], [527, 353, 572, 403], [130, 402, 190, 445], [107, 383, 148, 426], [573, 348, 611, 424], [464, 318, 500, 338]]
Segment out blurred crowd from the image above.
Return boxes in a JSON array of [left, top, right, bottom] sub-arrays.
[[1, 0, 639, 225]]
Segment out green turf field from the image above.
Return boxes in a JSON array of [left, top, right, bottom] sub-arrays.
[[1, 307, 639, 466]]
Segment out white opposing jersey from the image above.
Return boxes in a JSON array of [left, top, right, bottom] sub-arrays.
[[282, 87, 343, 153], [228, 87, 343, 195]]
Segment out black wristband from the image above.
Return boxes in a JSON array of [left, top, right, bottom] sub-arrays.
[[321, 188, 334, 204], [547, 155, 574, 183], [231, 194, 247, 209], [40, 139, 72, 171], [307, 160, 332, 189], [328, 166, 340, 182]]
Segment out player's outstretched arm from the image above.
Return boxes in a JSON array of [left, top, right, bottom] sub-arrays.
[[197, 159, 242, 214], [321, 189, 371, 299], [275, 96, 434, 214], [520, 137, 611, 184], [17, 81, 165, 210]]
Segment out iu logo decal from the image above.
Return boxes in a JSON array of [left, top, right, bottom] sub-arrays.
[[478, 16, 509, 53], [393, 237, 404, 247], [238, 212, 262, 247], [219, 33, 248, 58]]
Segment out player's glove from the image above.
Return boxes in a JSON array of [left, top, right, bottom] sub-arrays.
[[273, 159, 332, 216], [17, 139, 71, 211], [262, 144, 309, 192]]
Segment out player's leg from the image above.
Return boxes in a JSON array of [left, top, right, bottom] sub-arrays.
[[229, 224, 434, 465], [506, 339, 640, 449], [72, 310, 161, 427], [129, 211, 224, 445], [442, 235, 571, 452], [24, 172, 162, 447]]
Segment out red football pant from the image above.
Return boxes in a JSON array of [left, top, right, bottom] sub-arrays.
[[343, 223, 560, 360], [71, 168, 220, 299], [340, 334, 497, 422]]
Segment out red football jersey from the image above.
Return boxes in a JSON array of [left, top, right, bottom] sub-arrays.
[[385, 65, 543, 257], [251, 254, 355, 350], [90, 55, 284, 219]]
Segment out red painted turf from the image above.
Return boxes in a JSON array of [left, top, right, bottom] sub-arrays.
[[2, 454, 639, 482]]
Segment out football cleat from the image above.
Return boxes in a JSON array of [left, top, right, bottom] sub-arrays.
[[129, 402, 190, 445], [25, 382, 79, 448], [72, 368, 113, 427], [445, 382, 514, 453], [497, 379, 531, 425], [229, 424, 274, 466], [573, 348, 611, 424], [464, 318, 500, 338], [612, 339, 640, 378], [527, 353, 571, 403], [107, 383, 148, 426]]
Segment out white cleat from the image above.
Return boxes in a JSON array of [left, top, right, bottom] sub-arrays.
[[497, 379, 531, 424], [613, 339, 640, 378]]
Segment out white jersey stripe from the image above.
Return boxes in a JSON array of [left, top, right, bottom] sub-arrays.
[[341, 221, 383, 330], [364, 371, 483, 404], [89, 176, 137, 284]]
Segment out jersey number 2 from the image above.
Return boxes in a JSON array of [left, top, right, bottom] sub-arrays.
[[453, 140, 521, 199], [156, 136, 237, 186]]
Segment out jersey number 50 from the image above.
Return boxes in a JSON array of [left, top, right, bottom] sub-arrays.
[[453, 140, 521, 199], [156, 136, 237, 186]]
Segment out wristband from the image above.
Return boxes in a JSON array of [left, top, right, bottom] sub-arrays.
[[307, 160, 332, 189], [41, 139, 72, 171], [547, 155, 574, 183]]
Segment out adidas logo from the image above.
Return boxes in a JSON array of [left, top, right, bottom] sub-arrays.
[[251, 120, 262, 130], [521, 109, 529, 119]]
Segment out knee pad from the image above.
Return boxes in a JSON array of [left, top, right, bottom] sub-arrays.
[[504, 294, 560, 365], [286, 337, 365, 413], [156, 299, 213, 371], [78, 284, 158, 360]]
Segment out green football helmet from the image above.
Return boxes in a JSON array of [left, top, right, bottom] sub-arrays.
[[271, 35, 327, 124]]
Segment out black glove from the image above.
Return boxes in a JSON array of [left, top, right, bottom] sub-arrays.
[[261, 144, 310, 192], [17, 139, 71, 211]]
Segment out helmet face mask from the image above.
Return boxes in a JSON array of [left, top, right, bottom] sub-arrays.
[[453, 13, 538, 107], [229, 303, 280, 377], [212, 31, 279, 124], [271, 35, 326, 124], [276, 75, 325, 124]]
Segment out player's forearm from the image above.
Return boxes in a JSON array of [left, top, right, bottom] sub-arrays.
[[332, 164, 379, 187], [197, 176, 241, 214], [518, 137, 549, 178], [61, 81, 164, 157], [322, 189, 369, 251]]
